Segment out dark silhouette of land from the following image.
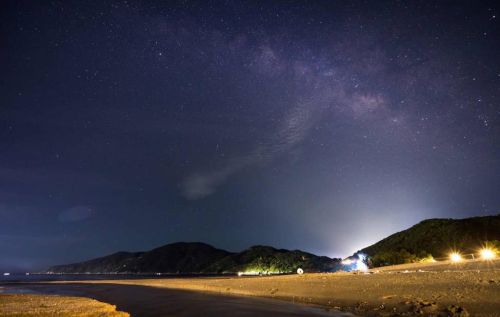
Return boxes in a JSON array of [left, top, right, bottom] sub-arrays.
[[48, 243, 341, 274]]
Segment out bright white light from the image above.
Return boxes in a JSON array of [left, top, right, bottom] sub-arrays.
[[450, 252, 462, 262], [355, 254, 368, 272], [341, 259, 353, 265], [237, 271, 261, 276], [480, 248, 496, 260], [340, 254, 368, 272]]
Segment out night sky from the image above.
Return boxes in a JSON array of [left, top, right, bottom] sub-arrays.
[[1, 1, 499, 271]]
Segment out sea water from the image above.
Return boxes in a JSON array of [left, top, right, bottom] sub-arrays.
[[0, 273, 178, 283]]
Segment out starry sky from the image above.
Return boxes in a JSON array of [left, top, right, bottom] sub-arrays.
[[1, 1, 499, 271]]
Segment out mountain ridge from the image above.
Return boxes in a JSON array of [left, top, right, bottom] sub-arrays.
[[49, 215, 500, 273], [48, 242, 341, 274]]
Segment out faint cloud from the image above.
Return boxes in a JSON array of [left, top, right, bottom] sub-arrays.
[[58, 206, 93, 223], [181, 167, 237, 200], [180, 100, 316, 200]]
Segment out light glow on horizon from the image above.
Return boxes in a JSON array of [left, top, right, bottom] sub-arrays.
[[355, 254, 368, 271], [341, 259, 353, 265], [341, 254, 368, 272], [449, 252, 462, 262]]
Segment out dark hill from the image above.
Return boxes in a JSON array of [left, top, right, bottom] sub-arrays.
[[205, 245, 340, 273], [358, 214, 500, 267], [48, 242, 341, 274], [48, 242, 230, 274], [134, 242, 232, 273]]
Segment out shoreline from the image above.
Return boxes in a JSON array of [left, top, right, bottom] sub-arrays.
[[1, 283, 353, 317], [2, 259, 500, 316]]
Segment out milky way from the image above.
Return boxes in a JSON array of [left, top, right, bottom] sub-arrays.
[[0, 1, 499, 270]]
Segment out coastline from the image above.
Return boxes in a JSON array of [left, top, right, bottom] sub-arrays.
[[1, 283, 352, 317], [2, 258, 499, 316], [46, 259, 500, 316]]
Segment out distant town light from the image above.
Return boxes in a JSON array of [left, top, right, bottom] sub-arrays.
[[449, 252, 462, 262], [479, 248, 496, 260]]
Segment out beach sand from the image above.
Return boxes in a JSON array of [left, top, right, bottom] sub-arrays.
[[0, 293, 129, 317]]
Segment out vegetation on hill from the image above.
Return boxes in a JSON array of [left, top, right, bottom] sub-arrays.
[[358, 215, 500, 267], [205, 245, 340, 273], [48, 242, 340, 274]]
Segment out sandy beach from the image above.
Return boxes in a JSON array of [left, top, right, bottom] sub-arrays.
[[0, 293, 129, 317], [2, 258, 500, 316]]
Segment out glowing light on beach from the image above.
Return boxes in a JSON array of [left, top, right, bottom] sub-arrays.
[[479, 248, 496, 260], [355, 254, 368, 272], [341, 254, 368, 272], [449, 252, 462, 262], [237, 271, 261, 276], [341, 259, 353, 265], [420, 256, 436, 263]]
